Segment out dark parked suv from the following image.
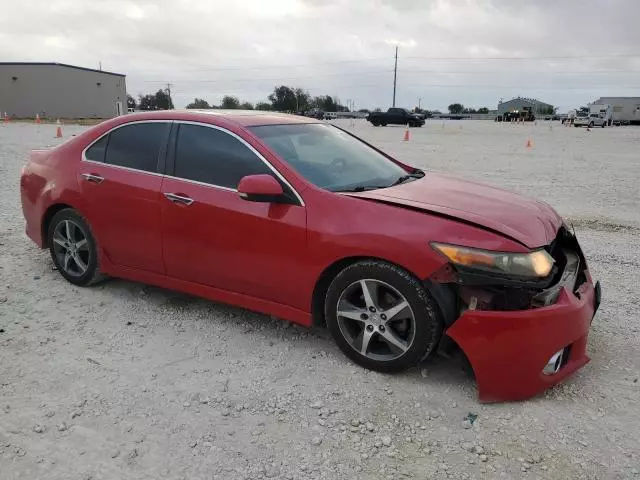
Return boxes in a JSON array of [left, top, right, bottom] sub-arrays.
[[366, 108, 425, 127]]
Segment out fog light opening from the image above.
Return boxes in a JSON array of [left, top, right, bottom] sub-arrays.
[[543, 348, 566, 375]]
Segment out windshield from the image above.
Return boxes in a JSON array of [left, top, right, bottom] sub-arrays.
[[250, 123, 414, 192], [589, 113, 599, 118]]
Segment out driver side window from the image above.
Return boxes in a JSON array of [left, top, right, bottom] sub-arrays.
[[174, 124, 271, 189]]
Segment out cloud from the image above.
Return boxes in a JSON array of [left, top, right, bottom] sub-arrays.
[[1, 0, 638, 111]]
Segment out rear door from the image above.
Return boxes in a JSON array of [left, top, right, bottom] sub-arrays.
[[78, 121, 171, 273], [160, 122, 308, 308]]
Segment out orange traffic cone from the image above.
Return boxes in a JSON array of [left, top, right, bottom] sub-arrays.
[[526, 138, 533, 148], [55, 119, 63, 138], [35, 113, 41, 124], [403, 124, 410, 141]]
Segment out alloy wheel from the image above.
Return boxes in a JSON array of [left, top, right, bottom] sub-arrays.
[[51, 219, 90, 277], [336, 279, 416, 361]]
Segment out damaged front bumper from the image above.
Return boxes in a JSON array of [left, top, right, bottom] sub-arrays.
[[431, 226, 601, 402], [446, 272, 600, 403]]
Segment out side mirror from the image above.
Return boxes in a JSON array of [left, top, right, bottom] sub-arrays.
[[237, 174, 284, 203]]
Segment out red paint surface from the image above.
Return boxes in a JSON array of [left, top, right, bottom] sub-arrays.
[[237, 174, 284, 196], [447, 283, 595, 402], [19, 110, 596, 402], [346, 172, 562, 249]]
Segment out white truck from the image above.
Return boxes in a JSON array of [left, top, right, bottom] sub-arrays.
[[574, 104, 613, 128]]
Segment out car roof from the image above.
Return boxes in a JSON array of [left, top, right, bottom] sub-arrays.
[[121, 109, 321, 127]]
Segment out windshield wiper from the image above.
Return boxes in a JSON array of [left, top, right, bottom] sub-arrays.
[[388, 170, 425, 187], [333, 185, 384, 192], [334, 170, 425, 193]]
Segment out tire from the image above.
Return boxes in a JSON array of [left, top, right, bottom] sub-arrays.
[[324, 260, 443, 373], [589, 122, 594, 128], [372, 121, 380, 127], [381, 122, 387, 127], [47, 208, 104, 286], [601, 122, 606, 128]]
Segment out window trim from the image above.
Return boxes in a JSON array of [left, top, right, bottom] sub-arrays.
[[81, 119, 305, 206], [81, 120, 171, 176], [170, 120, 305, 206]]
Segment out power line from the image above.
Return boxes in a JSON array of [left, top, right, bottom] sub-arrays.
[[138, 68, 640, 87], [141, 69, 393, 83], [404, 53, 640, 61], [133, 52, 640, 74], [162, 81, 639, 93]]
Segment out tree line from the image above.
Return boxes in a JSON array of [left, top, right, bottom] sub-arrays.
[[127, 85, 350, 112], [446, 103, 491, 115], [127, 88, 552, 116], [127, 89, 173, 111], [185, 85, 350, 112]]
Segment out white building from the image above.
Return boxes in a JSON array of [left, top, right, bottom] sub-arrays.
[[591, 97, 640, 125]]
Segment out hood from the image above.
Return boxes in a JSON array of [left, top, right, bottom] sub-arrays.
[[345, 173, 562, 248]]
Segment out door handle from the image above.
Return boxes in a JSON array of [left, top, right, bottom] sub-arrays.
[[164, 192, 194, 206], [81, 173, 104, 184]]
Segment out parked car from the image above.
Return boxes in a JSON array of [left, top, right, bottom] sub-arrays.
[[366, 108, 424, 127], [323, 112, 337, 120], [574, 104, 612, 128], [20, 111, 600, 402], [574, 113, 608, 128]]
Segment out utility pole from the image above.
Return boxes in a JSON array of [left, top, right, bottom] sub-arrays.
[[392, 46, 398, 107], [166, 82, 173, 109], [418, 97, 422, 110]]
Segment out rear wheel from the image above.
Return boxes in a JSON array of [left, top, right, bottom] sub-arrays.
[[372, 121, 380, 127], [601, 122, 606, 128], [325, 260, 443, 372], [47, 209, 104, 286], [381, 122, 387, 127], [589, 122, 594, 128]]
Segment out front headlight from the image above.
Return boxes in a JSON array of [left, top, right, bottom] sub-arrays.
[[432, 243, 555, 278]]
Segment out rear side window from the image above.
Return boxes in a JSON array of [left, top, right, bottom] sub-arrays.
[[104, 123, 167, 172], [174, 124, 271, 188], [85, 134, 109, 162]]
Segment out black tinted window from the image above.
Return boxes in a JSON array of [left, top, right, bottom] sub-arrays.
[[105, 123, 167, 172], [85, 134, 109, 162], [175, 124, 271, 188]]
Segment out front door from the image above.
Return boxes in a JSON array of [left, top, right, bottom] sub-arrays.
[[160, 123, 308, 308], [78, 121, 170, 273]]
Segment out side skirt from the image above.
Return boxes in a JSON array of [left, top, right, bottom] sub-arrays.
[[100, 257, 312, 327]]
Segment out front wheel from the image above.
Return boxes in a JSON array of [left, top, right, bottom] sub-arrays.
[[325, 260, 443, 372], [47, 208, 104, 286]]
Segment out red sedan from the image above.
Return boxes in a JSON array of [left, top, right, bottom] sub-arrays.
[[20, 111, 601, 402]]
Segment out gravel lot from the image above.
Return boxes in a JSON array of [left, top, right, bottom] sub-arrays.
[[1, 119, 639, 480]]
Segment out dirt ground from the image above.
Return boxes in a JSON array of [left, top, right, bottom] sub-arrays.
[[1, 119, 639, 480]]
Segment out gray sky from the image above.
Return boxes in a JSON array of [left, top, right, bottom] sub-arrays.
[[2, 0, 639, 111]]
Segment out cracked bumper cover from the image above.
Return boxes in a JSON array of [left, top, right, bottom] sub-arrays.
[[446, 275, 600, 403]]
